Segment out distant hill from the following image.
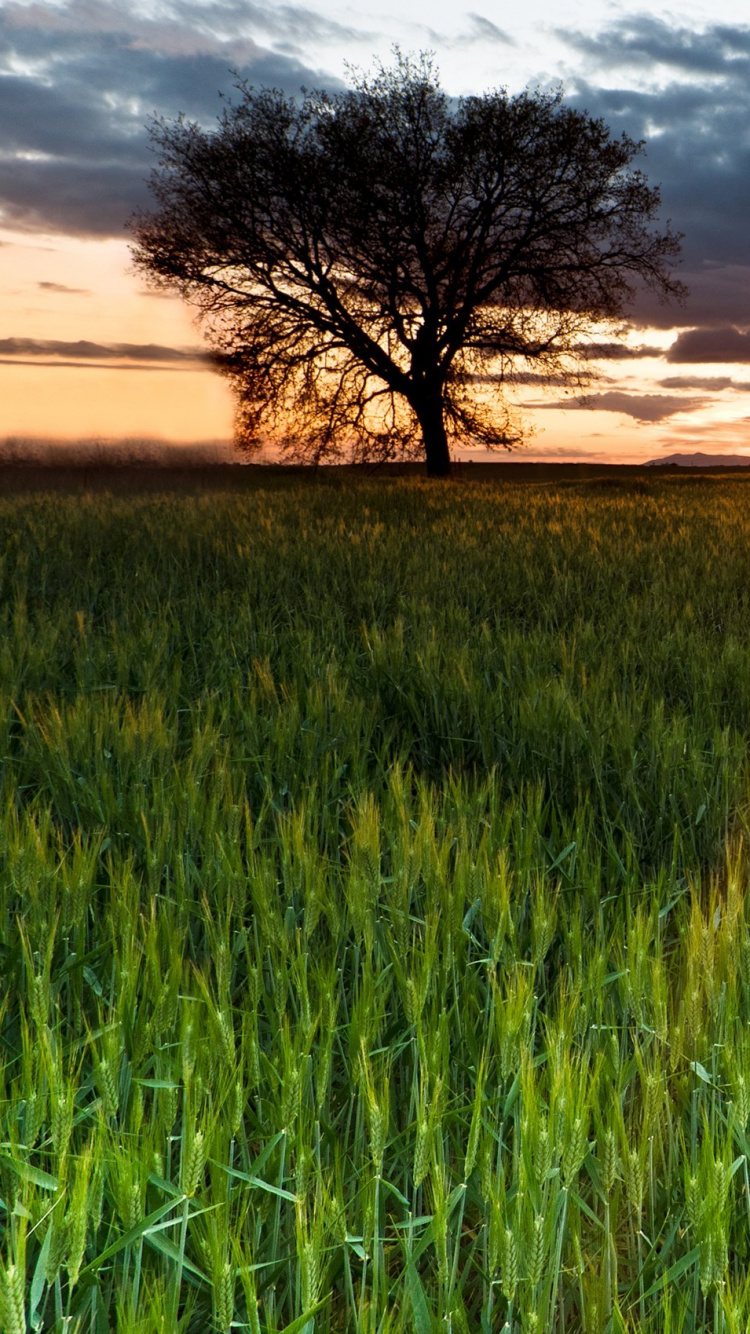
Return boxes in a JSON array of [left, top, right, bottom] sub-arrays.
[[646, 452, 750, 468]]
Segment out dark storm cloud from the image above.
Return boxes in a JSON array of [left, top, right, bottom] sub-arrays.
[[665, 327, 750, 363], [566, 71, 750, 269], [561, 15, 750, 78], [634, 266, 750, 332], [0, 0, 346, 235], [558, 17, 750, 328], [0, 157, 153, 235]]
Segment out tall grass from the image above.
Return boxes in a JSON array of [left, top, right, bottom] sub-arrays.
[[1, 473, 750, 1330]]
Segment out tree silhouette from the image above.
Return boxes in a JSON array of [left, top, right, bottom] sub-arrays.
[[130, 54, 683, 476]]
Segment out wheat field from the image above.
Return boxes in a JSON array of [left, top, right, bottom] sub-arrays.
[[1, 472, 750, 1332]]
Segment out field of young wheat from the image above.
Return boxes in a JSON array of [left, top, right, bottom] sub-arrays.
[[2, 471, 750, 1334]]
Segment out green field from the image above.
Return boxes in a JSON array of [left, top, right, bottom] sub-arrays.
[[2, 472, 750, 1333]]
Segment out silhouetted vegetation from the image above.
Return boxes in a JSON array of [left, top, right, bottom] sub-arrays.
[[130, 55, 682, 475]]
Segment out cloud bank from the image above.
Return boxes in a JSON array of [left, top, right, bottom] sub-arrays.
[[554, 16, 750, 333], [0, 0, 348, 235], [0, 3, 742, 312], [540, 390, 709, 422], [666, 327, 750, 363], [0, 337, 213, 369], [0, 337, 210, 361]]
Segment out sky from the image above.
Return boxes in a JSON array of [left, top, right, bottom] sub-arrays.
[[3, 0, 750, 462]]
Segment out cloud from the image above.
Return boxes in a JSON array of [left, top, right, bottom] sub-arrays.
[[0, 0, 746, 351], [0, 336, 212, 364], [0, 359, 202, 370], [499, 443, 638, 462], [3, 0, 365, 56], [543, 390, 708, 422], [0, 0, 346, 235], [659, 374, 750, 390], [556, 19, 750, 325], [561, 15, 750, 80], [666, 327, 750, 363], [564, 73, 750, 268], [654, 416, 750, 452], [573, 341, 664, 360], [37, 280, 89, 294], [633, 265, 750, 331], [462, 14, 514, 45]]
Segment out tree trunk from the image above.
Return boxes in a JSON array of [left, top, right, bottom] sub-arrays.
[[416, 394, 451, 477]]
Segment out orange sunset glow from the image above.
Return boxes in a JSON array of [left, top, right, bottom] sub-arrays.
[[3, 0, 750, 464], [0, 231, 235, 441]]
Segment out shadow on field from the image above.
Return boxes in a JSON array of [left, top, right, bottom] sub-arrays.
[[1, 459, 749, 493]]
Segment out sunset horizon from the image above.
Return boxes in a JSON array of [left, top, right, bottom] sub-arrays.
[[3, 0, 750, 462]]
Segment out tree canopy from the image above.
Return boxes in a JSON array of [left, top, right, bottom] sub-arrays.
[[130, 54, 683, 475]]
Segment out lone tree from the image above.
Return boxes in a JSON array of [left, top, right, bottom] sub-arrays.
[[130, 54, 682, 476]]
